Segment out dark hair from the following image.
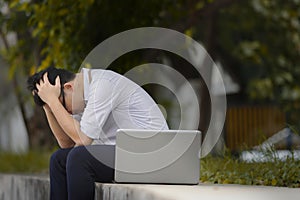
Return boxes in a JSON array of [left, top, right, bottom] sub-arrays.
[[27, 66, 76, 106]]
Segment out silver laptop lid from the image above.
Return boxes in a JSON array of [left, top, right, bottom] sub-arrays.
[[115, 129, 201, 184]]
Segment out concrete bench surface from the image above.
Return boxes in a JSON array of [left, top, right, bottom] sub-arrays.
[[1, 174, 300, 200]]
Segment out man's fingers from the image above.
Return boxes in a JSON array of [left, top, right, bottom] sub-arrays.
[[39, 78, 44, 85], [36, 83, 40, 92], [43, 72, 49, 84], [55, 76, 61, 87]]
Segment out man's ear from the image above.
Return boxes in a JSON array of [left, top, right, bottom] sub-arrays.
[[64, 82, 73, 91]]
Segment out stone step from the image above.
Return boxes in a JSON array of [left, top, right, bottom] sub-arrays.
[[1, 174, 299, 200]]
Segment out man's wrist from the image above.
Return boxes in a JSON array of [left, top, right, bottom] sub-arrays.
[[43, 104, 51, 112], [47, 98, 62, 110]]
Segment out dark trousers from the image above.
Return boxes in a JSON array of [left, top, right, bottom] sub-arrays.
[[49, 145, 115, 200]]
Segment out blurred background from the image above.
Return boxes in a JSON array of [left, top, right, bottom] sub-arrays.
[[0, 0, 300, 155]]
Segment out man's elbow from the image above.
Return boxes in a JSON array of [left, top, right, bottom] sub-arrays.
[[74, 133, 93, 146], [58, 140, 75, 149]]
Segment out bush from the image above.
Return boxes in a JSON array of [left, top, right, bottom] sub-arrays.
[[200, 152, 300, 188]]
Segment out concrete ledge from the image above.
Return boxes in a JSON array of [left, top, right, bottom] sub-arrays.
[[0, 174, 49, 200], [1, 174, 300, 200], [96, 183, 300, 200]]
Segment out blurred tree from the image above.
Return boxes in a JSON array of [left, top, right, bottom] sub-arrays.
[[1, 0, 188, 148], [215, 0, 300, 130], [1, 0, 300, 148], [0, 0, 56, 149]]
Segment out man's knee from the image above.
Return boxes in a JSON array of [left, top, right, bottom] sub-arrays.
[[50, 148, 71, 169], [66, 146, 87, 167]]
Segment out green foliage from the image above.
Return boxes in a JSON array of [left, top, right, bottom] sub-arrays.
[[3, 0, 299, 104], [6, 0, 175, 73], [216, 0, 300, 128], [201, 153, 300, 188], [1, 0, 300, 149], [0, 150, 51, 173], [0, 0, 33, 78], [7, 0, 95, 72]]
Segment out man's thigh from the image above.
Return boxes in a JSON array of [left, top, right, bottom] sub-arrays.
[[67, 145, 115, 182]]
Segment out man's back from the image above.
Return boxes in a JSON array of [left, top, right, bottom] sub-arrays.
[[78, 68, 169, 145]]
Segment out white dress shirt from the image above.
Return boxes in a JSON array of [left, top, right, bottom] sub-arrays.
[[74, 68, 169, 145]]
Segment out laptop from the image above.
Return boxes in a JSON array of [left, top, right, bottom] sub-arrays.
[[114, 129, 201, 184]]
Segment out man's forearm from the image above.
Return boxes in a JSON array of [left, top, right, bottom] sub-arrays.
[[47, 99, 92, 146], [44, 106, 75, 148]]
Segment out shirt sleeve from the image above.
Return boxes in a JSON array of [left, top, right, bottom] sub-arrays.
[[80, 78, 117, 141]]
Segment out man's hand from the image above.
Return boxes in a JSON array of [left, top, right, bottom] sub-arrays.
[[36, 73, 61, 105]]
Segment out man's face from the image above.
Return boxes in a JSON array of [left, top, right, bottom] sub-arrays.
[[60, 82, 85, 115]]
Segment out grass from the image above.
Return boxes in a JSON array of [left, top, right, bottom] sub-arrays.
[[0, 150, 52, 174], [200, 152, 300, 188], [0, 148, 299, 188]]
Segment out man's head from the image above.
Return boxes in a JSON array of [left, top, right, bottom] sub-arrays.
[[27, 67, 76, 106]]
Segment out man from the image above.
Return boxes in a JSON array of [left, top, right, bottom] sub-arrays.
[[27, 66, 168, 200]]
